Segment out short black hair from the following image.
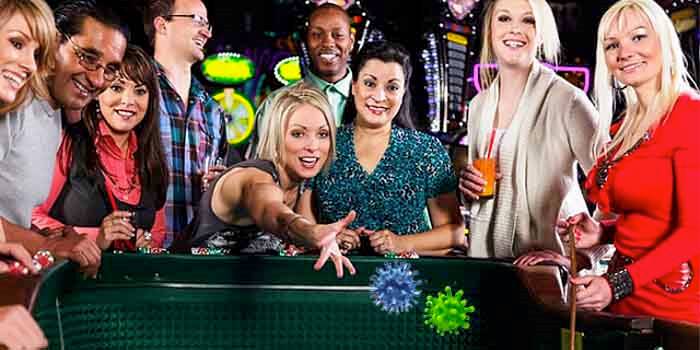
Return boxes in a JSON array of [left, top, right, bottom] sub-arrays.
[[54, 0, 130, 42], [349, 41, 415, 129], [307, 3, 351, 31]]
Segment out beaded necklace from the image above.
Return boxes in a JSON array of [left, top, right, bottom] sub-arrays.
[[103, 168, 138, 200], [595, 131, 651, 189], [98, 145, 138, 200]]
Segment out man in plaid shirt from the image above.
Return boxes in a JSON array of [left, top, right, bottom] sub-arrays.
[[144, 0, 225, 246]]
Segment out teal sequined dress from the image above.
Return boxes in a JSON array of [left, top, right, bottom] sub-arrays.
[[311, 125, 457, 235]]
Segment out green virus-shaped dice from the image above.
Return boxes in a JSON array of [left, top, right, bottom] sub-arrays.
[[423, 286, 476, 336]]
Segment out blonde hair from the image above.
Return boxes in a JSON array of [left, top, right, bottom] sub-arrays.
[[255, 82, 337, 173], [479, 0, 560, 90], [592, 0, 695, 159], [0, 0, 56, 114]]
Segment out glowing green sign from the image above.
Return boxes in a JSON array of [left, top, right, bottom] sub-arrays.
[[274, 56, 302, 86], [201, 52, 255, 85]]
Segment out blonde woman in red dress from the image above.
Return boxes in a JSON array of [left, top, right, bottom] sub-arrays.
[[566, 0, 699, 324]]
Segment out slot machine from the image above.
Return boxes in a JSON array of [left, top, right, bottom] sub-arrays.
[[420, 0, 481, 135]]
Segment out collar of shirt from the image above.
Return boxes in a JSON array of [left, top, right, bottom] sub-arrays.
[[153, 60, 208, 107], [95, 120, 138, 160], [305, 68, 353, 98]]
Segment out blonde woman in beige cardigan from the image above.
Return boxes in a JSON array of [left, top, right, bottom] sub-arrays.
[[459, 0, 606, 265]]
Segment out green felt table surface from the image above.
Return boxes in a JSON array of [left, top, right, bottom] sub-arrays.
[[24, 253, 661, 349]]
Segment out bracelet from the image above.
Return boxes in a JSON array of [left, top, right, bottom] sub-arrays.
[[604, 268, 634, 302]]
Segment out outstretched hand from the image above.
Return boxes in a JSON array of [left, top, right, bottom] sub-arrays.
[[312, 211, 357, 278]]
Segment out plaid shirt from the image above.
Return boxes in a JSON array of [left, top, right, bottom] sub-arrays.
[[155, 62, 224, 247]]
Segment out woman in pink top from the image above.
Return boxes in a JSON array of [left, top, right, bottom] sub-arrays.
[[32, 45, 168, 251]]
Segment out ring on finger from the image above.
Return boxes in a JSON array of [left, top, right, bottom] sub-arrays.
[[143, 231, 152, 241]]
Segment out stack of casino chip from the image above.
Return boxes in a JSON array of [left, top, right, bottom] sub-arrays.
[[190, 247, 230, 256], [6, 250, 55, 276], [137, 247, 170, 255], [278, 245, 303, 257], [34, 250, 55, 269], [384, 250, 420, 259]]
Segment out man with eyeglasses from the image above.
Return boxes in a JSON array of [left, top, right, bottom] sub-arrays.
[[144, 0, 225, 247], [1, 0, 129, 276], [246, 3, 356, 157]]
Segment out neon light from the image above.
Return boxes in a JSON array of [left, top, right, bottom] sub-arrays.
[[274, 56, 302, 86], [201, 52, 255, 85], [472, 63, 591, 93], [446, 32, 468, 46], [212, 89, 256, 145]]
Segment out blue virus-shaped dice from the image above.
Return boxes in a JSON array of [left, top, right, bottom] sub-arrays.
[[424, 286, 476, 336], [370, 262, 423, 314]]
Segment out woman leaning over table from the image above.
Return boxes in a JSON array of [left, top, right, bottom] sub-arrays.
[[184, 83, 356, 278]]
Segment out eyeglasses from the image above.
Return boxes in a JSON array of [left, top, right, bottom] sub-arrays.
[[61, 32, 120, 82], [165, 14, 212, 33]]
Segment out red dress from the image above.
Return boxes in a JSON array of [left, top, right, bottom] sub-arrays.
[[586, 92, 700, 324]]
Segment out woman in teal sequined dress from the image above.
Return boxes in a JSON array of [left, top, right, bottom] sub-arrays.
[[299, 41, 465, 256]]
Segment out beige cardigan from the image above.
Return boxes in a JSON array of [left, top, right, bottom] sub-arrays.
[[467, 62, 605, 258]]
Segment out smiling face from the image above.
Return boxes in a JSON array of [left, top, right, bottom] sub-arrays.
[[52, 16, 127, 110], [0, 12, 39, 104], [603, 8, 661, 92], [490, 0, 537, 69], [306, 7, 354, 83], [283, 103, 332, 180], [160, 0, 211, 63], [98, 76, 149, 135], [351, 59, 405, 130]]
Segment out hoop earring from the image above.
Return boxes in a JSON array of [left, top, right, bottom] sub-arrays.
[[611, 77, 628, 91]]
